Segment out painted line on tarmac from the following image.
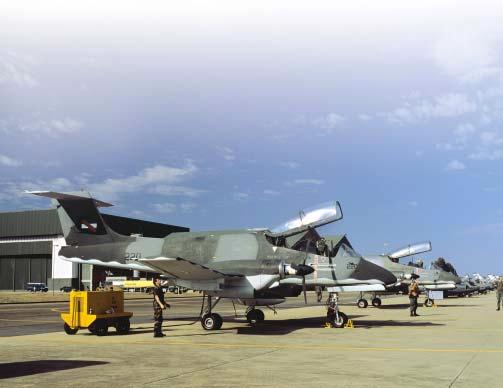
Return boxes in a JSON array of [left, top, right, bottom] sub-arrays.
[[0, 318, 58, 324], [22, 336, 503, 354]]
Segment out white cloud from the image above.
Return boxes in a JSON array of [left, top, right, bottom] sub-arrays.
[[233, 192, 249, 201], [88, 163, 199, 200], [386, 93, 477, 125], [216, 146, 235, 161], [17, 118, 84, 137], [0, 154, 22, 167], [469, 149, 503, 161], [280, 161, 300, 169], [263, 189, 280, 196], [0, 51, 38, 88], [286, 179, 324, 186], [445, 160, 466, 171], [150, 185, 206, 197], [153, 203, 177, 214], [358, 114, 372, 121], [432, 30, 500, 83], [312, 113, 345, 135]]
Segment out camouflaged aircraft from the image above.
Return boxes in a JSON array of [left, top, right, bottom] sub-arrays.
[[29, 190, 396, 330], [358, 242, 461, 308]]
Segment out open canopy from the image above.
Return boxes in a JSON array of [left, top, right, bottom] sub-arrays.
[[267, 201, 343, 238], [388, 241, 432, 260]]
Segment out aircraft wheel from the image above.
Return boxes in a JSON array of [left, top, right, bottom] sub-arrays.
[[201, 313, 222, 330], [357, 299, 368, 309], [64, 323, 78, 335], [246, 309, 264, 324], [424, 298, 434, 307], [116, 318, 130, 334], [332, 312, 348, 328], [371, 297, 382, 308]]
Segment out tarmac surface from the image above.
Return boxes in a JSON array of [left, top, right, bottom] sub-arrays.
[[1, 292, 502, 387]]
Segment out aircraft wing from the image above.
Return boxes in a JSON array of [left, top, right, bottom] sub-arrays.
[[139, 257, 243, 280]]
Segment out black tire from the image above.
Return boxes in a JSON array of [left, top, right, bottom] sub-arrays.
[[64, 323, 78, 335], [213, 313, 223, 330], [332, 312, 348, 328], [255, 309, 265, 323], [424, 298, 434, 307], [95, 320, 109, 336], [246, 309, 262, 324], [372, 297, 382, 308], [116, 318, 130, 334], [201, 313, 222, 330], [357, 299, 368, 309]]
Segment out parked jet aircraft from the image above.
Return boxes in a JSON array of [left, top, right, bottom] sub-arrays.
[[359, 242, 461, 307], [30, 191, 397, 330]]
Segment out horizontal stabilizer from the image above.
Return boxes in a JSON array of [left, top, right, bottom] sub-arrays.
[[26, 190, 113, 208]]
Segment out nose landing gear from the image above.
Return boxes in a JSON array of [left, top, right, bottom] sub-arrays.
[[326, 292, 348, 328]]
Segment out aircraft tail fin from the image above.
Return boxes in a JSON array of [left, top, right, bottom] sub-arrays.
[[26, 190, 124, 246]]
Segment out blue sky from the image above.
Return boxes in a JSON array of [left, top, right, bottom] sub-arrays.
[[2, 1, 503, 274]]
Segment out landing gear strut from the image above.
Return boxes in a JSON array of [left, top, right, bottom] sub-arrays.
[[326, 292, 348, 328], [246, 307, 265, 324], [200, 295, 223, 330]]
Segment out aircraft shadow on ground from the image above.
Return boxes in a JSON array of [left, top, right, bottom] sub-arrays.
[[233, 315, 368, 336], [354, 320, 445, 329], [375, 304, 410, 310], [0, 360, 108, 379]]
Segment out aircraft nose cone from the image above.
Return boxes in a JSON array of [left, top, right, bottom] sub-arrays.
[[354, 258, 397, 285]]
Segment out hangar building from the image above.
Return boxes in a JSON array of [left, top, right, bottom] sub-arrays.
[[0, 209, 188, 291]]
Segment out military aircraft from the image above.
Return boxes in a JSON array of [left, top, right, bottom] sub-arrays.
[[357, 242, 461, 308], [29, 191, 397, 330]]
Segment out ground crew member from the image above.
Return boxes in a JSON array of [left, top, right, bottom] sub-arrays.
[[153, 277, 170, 337], [496, 277, 503, 311], [408, 275, 420, 317]]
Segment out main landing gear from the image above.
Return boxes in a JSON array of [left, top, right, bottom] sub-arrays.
[[200, 295, 223, 330], [245, 307, 265, 324], [356, 292, 381, 308], [326, 292, 348, 328]]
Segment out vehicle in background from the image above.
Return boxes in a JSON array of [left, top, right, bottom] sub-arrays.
[[60, 286, 73, 292], [25, 282, 49, 292]]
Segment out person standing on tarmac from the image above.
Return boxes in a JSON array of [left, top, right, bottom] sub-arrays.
[[153, 277, 170, 337], [496, 276, 503, 311], [408, 275, 420, 317]]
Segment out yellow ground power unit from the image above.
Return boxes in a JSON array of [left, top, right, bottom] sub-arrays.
[[60, 290, 133, 336]]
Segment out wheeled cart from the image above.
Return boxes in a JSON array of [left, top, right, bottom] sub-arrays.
[[61, 290, 133, 336]]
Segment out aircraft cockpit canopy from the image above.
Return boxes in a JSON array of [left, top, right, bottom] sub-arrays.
[[267, 201, 343, 238]]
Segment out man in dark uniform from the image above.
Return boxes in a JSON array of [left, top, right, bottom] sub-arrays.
[[153, 277, 170, 337], [408, 274, 420, 317]]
